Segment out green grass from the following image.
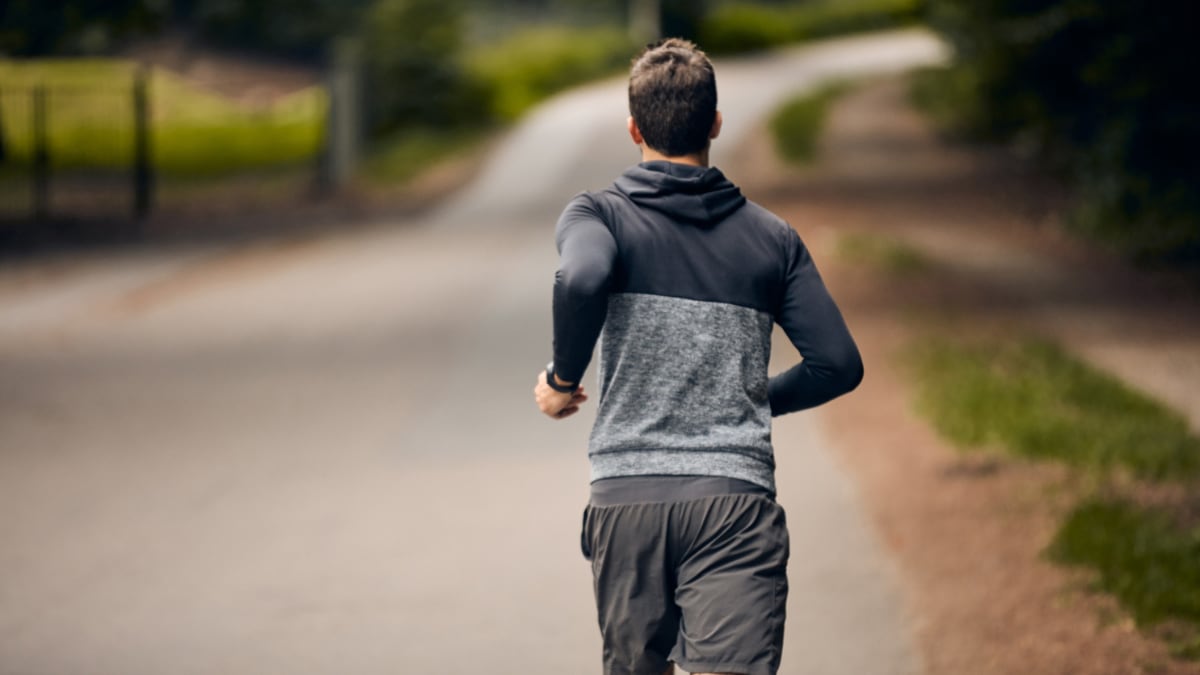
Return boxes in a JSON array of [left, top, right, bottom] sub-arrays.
[[910, 335, 1200, 657], [837, 232, 928, 274], [909, 337, 1200, 480], [1049, 497, 1200, 659], [0, 59, 325, 176], [769, 83, 848, 165]]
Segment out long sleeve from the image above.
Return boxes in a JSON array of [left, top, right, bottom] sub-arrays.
[[551, 195, 618, 384], [768, 227, 863, 416]]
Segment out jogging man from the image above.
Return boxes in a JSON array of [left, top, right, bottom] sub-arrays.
[[533, 38, 863, 675]]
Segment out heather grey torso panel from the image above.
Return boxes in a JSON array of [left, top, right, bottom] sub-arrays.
[[589, 292, 777, 492]]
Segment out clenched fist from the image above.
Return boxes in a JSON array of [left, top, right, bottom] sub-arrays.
[[534, 370, 589, 420]]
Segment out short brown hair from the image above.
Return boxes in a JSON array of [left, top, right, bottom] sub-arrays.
[[628, 38, 717, 158]]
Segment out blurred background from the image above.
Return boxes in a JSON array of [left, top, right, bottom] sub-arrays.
[[1, 1, 1199, 673], [1, 0, 1196, 261], [1, 0, 921, 244]]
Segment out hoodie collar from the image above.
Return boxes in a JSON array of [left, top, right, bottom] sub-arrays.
[[614, 161, 746, 226]]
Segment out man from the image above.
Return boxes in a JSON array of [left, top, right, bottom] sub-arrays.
[[533, 38, 863, 675]]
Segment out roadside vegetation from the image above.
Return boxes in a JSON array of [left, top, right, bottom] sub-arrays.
[[826, 145, 1200, 659], [916, 1, 1200, 264], [1050, 498, 1200, 660], [768, 83, 849, 165], [898, 6, 1200, 652], [0, 60, 324, 176], [768, 13, 1200, 653], [907, 334, 1200, 659], [0, 0, 933, 193], [361, 16, 635, 183], [0, 25, 637, 191], [835, 232, 928, 276], [910, 338, 1200, 481], [699, 0, 924, 54], [463, 25, 633, 123]]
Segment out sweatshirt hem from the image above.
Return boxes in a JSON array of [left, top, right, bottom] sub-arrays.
[[589, 448, 776, 494]]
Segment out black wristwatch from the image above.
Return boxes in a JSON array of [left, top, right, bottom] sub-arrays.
[[545, 362, 578, 394]]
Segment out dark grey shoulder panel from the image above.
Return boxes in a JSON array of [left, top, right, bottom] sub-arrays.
[[592, 189, 794, 314], [589, 293, 777, 492]]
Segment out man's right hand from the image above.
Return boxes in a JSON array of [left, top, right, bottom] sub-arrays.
[[534, 370, 589, 420]]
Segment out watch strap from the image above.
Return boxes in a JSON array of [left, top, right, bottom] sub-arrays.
[[545, 363, 578, 394]]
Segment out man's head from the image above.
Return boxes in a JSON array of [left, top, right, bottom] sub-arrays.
[[628, 38, 721, 160]]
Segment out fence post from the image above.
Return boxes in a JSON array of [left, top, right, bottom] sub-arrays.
[[132, 66, 154, 223], [32, 84, 49, 225], [317, 37, 362, 193]]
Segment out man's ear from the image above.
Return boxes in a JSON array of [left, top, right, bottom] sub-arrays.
[[709, 110, 723, 140], [627, 116, 644, 146]]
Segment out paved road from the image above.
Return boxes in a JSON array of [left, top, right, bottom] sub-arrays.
[[0, 30, 944, 674]]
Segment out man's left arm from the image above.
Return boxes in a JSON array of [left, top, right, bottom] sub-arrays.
[[534, 195, 618, 419], [768, 227, 863, 416]]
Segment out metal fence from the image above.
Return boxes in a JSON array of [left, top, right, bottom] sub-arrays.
[[0, 57, 354, 246], [0, 71, 152, 239]]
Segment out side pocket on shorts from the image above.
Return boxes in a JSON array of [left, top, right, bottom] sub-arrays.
[[580, 505, 593, 561]]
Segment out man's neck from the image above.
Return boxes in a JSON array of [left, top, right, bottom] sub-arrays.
[[641, 146, 709, 167]]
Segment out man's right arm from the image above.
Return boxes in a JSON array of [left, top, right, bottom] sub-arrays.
[[551, 195, 618, 386]]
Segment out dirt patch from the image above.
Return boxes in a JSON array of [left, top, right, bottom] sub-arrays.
[[732, 77, 1200, 674]]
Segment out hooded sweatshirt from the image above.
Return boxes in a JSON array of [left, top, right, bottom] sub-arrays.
[[552, 161, 862, 494]]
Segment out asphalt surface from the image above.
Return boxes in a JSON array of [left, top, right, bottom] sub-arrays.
[[0, 30, 945, 674]]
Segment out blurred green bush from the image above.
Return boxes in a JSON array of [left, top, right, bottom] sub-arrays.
[[362, 0, 487, 134], [360, 4, 634, 179], [464, 25, 635, 123], [922, 0, 1200, 263], [769, 83, 848, 164], [700, 0, 925, 54], [362, 0, 633, 129]]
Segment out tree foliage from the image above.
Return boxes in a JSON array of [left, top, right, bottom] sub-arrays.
[[699, 0, 923, 54], [361, 0, 487, 133], [927, 0, 1200, 262], [1, 0, 745, 142], [0, 0, 164, 56], [185, 0, 372, 60]]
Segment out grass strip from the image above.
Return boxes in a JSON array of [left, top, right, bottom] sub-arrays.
[[909, 337, 1200, 481], [769, 83, 848, 165], [836, 232, 928, 275], [1049, 497, 1200, 659]]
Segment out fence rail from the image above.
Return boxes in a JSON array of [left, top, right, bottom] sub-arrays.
[[0, 76, 151, 242], [0, 55, 357, 245]]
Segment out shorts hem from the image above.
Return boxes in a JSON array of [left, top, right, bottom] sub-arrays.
[[671, 658, 776, 675]]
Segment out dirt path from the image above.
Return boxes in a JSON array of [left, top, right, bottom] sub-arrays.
[[735, 78, 1200, 674]]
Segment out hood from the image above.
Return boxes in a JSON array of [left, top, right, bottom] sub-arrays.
[[614, 161, 746, 226]]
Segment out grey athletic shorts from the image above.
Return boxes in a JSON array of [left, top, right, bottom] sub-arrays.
[[580, 479, 790, 675]]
